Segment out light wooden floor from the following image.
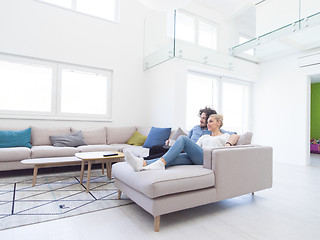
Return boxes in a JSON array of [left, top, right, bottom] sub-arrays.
[[1, 161, 320, 240], [311, 153, 320, 167]]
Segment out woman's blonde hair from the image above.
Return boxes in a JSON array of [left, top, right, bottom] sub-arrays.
[[209, 114, 224, 128]]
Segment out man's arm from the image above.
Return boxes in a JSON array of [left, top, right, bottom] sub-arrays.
[[187, 128, 193, 139], [221, 129, 237, 135]]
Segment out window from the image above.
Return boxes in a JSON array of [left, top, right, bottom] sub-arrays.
[[186, 73, 218, 129], [239, 35, 255, 56], [198, 20, 217, 50], [41, 0, 72, 8], [0, 54, 112, 121], [175, 11, 218, 50], [60, 67, 109, 116], [175, 11, 195, 43], [186, 71, 250, 134], [0, 60, 53, 113], [77, 0, 117, 22], [37, 0, 119, 22], [221, 81, 249, 133]]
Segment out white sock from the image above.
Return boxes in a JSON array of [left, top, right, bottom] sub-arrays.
[[143, 160, 165, 171], [124, 151, 143, 171]]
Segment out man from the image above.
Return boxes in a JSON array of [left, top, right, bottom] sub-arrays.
[[187, 106, 217, 142], [144, 106, 235, 160]]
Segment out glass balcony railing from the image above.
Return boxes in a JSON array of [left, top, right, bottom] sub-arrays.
[[144, 1, 320, 69], [231, 7, 320, 62], [143, 10, 232, 70]]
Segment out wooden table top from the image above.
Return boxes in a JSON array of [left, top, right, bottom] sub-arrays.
[[75, 151, 124, 160]]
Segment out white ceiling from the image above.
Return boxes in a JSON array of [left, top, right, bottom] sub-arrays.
[[197, 0, 254, 14]]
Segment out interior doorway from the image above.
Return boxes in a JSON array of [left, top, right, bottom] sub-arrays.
[[310, 75, 320, 167]]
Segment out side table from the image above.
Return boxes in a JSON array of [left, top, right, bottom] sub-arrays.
[[75, 151, 124, 193]]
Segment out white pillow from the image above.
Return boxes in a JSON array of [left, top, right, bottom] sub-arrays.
[[71, 127, 106, 145], [235, 132, 253, 145], [106, 126, 136, 144]]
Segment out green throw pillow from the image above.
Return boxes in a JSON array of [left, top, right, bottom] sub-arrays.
[[126, 131, 147, 146]]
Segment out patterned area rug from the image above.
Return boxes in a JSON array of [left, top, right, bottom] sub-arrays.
[[0, 169, 132, 231]]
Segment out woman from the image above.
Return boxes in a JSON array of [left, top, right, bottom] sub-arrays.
[[125, 114, 239, 171]]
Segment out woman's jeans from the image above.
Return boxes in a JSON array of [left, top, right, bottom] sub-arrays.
[[146, 136, 203, 167]]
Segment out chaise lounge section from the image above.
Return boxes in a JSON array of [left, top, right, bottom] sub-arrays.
[[112, 144, 273, 232]]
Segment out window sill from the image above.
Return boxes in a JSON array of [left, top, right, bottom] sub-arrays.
[[0, 114, 112, 122]]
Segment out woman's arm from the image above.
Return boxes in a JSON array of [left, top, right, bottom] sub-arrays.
[[225, 134, 239, 146]]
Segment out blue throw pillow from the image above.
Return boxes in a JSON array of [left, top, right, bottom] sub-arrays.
[[143, 127, 171, 148], [0, 128, 32, 148]]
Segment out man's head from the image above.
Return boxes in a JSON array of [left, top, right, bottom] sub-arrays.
[[198, 107, 217, 129]]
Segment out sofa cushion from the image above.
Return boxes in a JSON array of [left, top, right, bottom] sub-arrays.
[[0, 128, 32, 148], [0, 147, 31, 162], [236, 132, 253, 145], [49, 131, 87, 147], [112, 162, 215, 198], [136, 127, 151, 137], [109, 144, 131, 152], [126, 131, 147, 146], [71, 127, 106, 145], [31, 146, 79, 158], [142, 127, 171, 148], [170, 127, 187, 141], [106, 127, 136, 144], [31, 127, 71, 146], [77, 144, 118, 152], [122, 145, 150, 158]]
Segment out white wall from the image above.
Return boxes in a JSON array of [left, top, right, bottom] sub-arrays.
[[252, 53, 313, 165], [0, 0, 149, 129]]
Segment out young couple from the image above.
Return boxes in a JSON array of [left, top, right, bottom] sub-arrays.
[[125, 110, 239, 171]]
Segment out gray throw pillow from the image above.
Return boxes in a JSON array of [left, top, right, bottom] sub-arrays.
[[235, 132, 253, 145], [170, 127, 187, 141], [49, 131, 88, 147]]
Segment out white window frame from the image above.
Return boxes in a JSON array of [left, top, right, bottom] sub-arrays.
[[34, 0, 120, 23], [175, 10, 219, 50], [56, 64, 113, 120], [186, 70, 251, 133], [0, 54, 56, 117], [0, 53, 113, 122]]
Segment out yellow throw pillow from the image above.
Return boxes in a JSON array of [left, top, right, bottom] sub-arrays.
[[126, 130, 147, 146]]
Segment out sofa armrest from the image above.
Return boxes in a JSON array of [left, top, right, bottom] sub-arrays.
[[203, 145, 273, 201]]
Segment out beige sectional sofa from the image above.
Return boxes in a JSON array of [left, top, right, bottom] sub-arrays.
[[1, 125, 272, 232], [0, 126, 151, 171], [112, 145, 273, 232]]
